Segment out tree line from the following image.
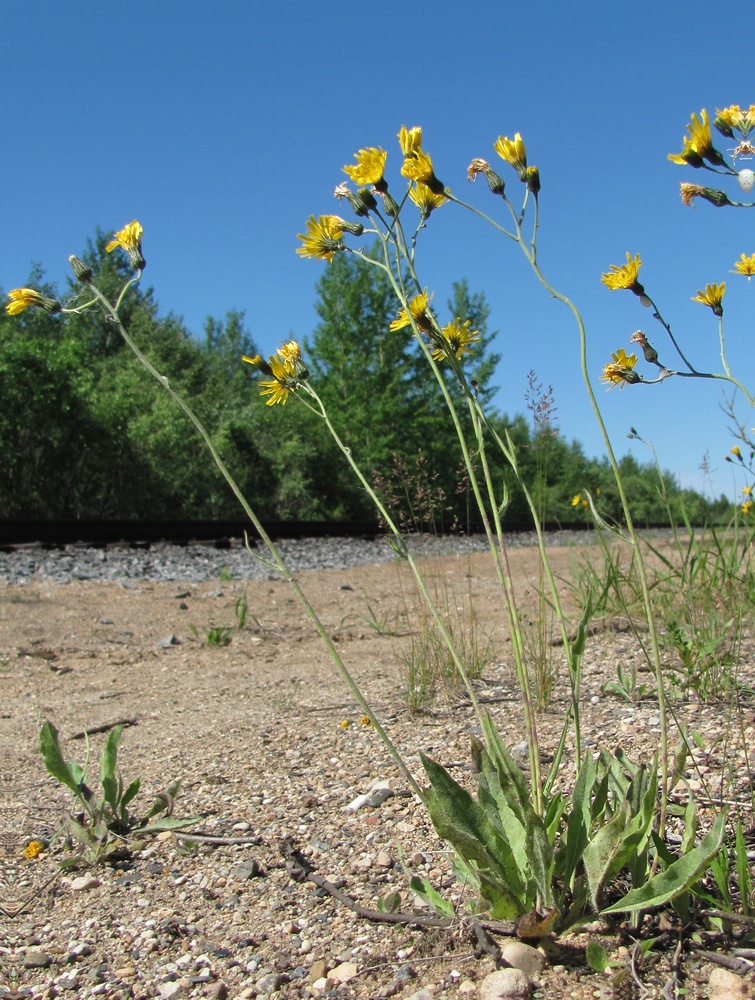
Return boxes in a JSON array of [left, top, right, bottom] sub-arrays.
[[0, 232, 731, 528]]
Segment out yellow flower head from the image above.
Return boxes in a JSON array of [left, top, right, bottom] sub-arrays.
[[409, 181, 447, 220], [715, 104, 755, 138], [743, 485, 753, 496], [732, 253, 755, 280], [601, 348, 640, 390], [398, 125, 423, 157], [669, 110, 725, 167], [296, 215, 346, 262], [398, 126, 444, 194], [742, 500, 753, 516], [525, 165, 541, 196], [23, 840, 44, 860], [359, 715, 372, 726], [401, 148, 436, 184], [105, 220, 146, 271], [390, 289, 433, 333], [340, 719, 351, 728], [5, 287, 61, 316], [431, 319, 480, 363], [494, 133, 528, 179], [343, 147, 387, 186], [571, 493, 582, 507], [600, 253, 645, 295], [243, 341, 307, 405], [691, 282, 725, 316], [732, 445, 742, 458]]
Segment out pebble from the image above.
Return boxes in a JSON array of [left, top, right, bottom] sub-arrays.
[[479, 968, 531, 999], [500, 941, 546, 978], [708, 967, 749, 997]]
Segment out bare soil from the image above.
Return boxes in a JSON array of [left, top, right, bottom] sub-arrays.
[[1, 543, 753, 999]]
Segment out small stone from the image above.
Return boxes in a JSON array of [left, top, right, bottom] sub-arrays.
[[69, 875, 100, 891], [308, 960, 327, 983], [257, 972, 287, 994], [459, 980, 477, 994], [23, 949, 51, 969], [479, 967, 531, 999], [156, 635, 181, 647], [204, 983, 228, 1000], [376, 850, 393, 868], [709, 967, 748, 997], [406, 990, 436, 1000], [158, 983, 187, 999], [500, 941, 546, 978], [229, 860, 261, 880], [329, 961, 358, 983]]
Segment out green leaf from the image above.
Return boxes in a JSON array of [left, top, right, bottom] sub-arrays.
[[39, 721, 82, 796], [421, 753, 528, 917], [142, 816, 201, 833], [583, 800, 630, 910], [602, 812, 727, 915], [736, 819, 752, 917], [585, 940, 609, 973], [408, 876, 455, 918], [100, 725, 123, 816]]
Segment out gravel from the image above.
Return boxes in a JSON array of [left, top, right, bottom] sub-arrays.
[[0, 531, 597, 585]]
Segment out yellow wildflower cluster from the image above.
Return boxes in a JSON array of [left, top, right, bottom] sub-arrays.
[[668, 109, 725, 168], [242, 341, 307, 406], [600, 349, 640, 391], [106, 220, 146, 271]]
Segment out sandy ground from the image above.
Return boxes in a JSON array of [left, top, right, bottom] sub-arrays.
[[1, 543, 753, 999]]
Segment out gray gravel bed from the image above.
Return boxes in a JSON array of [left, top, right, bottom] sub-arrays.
[[0, 530, 598, 585]]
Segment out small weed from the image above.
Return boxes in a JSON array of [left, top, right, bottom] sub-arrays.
[[39, 721, 198, 865], [359, 600, 410, 637], [602, 662, 654, 703], [400, 615, 492, 714], [234, 587, 261, 631], [190, 623, 233, 646]]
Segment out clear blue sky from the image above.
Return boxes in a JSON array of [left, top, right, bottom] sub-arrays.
[[4, 1, 754, 501]]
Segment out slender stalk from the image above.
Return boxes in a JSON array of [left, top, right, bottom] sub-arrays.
[[83, 280, 421, 797]]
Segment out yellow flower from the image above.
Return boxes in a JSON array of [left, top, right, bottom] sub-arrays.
[[243, 341, 307, 405], [571, 493, 582, 507], [600, 253, 645, 294], [409, 182, 447, 219], [668, 135, 704, 168], [105, 220, 146, 270], [343, 147, 387, 186], [397, 126, 444, 193], [601, 348, 640, 390], [340, 719, 351, 728], [23, 840, 44, 860], [389, 289, 433, 333], [401, 148, 436, 184], [398, 125, 423, 157], [732, 445, 742, 458], [732, 253, 755, 280], [359, 715, 372, 726], [525, 166, 540, 196], [669, 110, 725, 167], [691, 282, 725, 316], [680, 183, 704, 207], [742, 500, 753, 516], [431, 319, 480, 362], [743, 485, 753, 496], [494, 133, 527, 178], [296, 215, 345, 262], [715, 104, 755, 137], [5, 287, 61, 316]]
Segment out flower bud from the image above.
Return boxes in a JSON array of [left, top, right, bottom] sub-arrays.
[[68, 255, 93, 284]]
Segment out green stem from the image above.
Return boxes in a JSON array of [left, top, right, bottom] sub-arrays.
[[85, 280, 421, 797]]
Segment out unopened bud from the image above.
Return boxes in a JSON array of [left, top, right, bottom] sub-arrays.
[[68, 255, 93, 284], [700, 187, 734, 207]]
